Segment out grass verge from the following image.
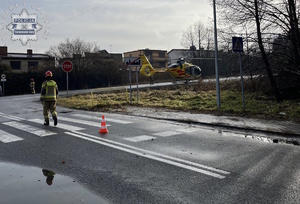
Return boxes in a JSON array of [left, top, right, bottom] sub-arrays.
[[57, 86, 300, 122]]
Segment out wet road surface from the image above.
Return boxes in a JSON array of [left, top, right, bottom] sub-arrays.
[[0, 162, 109, 204], [0, 94, 300, 204]]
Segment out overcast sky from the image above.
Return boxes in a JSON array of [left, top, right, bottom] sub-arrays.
[[1, 0, 213, 54]]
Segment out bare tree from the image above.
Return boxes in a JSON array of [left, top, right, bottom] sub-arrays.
[[194, 20, 206, 51], [181, 21, 208, 51], [217, 0, 299, 68], [216, 0, 283, 101], [253, 0, 282, 101], [45, 37, 101, 89], [181, 25, 196, 49], [205, 26, 214, 51], [45, 37, 100, 60], [266, 0, 300, 73]]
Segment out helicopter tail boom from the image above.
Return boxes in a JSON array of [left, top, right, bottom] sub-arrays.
[[139, 55, 157, 77]]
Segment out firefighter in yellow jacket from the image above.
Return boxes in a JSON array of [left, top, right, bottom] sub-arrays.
[[30, 78, 35, 94], [40, 70, 58, 126]]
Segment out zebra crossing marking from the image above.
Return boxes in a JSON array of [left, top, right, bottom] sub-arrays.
[[152, 131, 182, 137], [124, 135, 157, 142], [29, 119, 85, 131], [3, 121, 56, 137], [1, 114, 201, 144], [0, 129, 23, 143], [58, 116, 111, 127], [0, 112, 24, 121], [124, 130, 185, 143], [176, 128, 199, 133], [72, 114, 132, 124]]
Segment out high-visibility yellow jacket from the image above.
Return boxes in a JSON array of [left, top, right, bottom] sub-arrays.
[[30, 81, 35, 88], [40, 80, 58, 101], [30, 82, 35, 93]]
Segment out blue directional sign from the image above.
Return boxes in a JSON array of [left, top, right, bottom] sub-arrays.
[[232, 37, 243, 52]]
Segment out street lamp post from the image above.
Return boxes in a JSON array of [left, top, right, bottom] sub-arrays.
[[213, 0, 221, 109]]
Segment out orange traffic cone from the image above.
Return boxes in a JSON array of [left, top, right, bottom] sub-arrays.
[[99, 115, 109, 134]]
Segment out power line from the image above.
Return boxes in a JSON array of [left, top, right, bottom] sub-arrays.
[[48, 0, 113, 29]]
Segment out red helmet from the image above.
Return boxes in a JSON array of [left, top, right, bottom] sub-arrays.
[[45, 70, 53, 77]]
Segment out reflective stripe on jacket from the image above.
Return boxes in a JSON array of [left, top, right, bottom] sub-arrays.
[[40, 80, 58, 101]]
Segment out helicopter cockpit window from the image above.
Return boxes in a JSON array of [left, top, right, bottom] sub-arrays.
[[168, 63, 178, 68], [185, 66, 201, 76], [185, 66, 192, 75], [193, 66, 201, 75]]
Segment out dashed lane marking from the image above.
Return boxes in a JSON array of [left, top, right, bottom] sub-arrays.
[[123, 129, 200, 143], [222, 132, 246, 138], [0, 129, 23, 143], [124, 135, 157, 142], [176, 128, 199, 133], [72, 114, 133, 124], [3, 121, 56, 137], [153, 131, 182, 137]]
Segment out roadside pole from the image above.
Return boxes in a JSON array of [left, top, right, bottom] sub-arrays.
[[239, 52, 245, 111], [129, 67, 132, 104], [2, 82, 4, 95], [136, 66, 139, 103], [213, 0, 221, 109], [62, 60, 73, 98], [67, 72, 69, 97], [127, 57, 141, 105]]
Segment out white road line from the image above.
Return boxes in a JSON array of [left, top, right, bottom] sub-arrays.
[[3, 121, 56, 137], [28, 119, 85, 131], [222, 132, 246, 138], [58, 116, 111, 127], [176, 128, 199, 133], [72, 114, 133, 124], [0, 130, 23, 143], [0, 112, 24, 121], [124, 135, 157, 142], [153, 131, 182, 137], [67, 131, 230, 179]]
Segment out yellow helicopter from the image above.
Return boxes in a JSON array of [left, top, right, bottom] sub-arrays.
[[139, 54, 201, 83]]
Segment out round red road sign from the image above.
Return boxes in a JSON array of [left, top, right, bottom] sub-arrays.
[[62, 60, 73, 72]]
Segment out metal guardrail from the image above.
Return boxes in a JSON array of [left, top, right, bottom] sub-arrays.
[[91, 86, 128, 107]]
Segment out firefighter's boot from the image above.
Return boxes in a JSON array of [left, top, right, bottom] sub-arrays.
[[53, 116, 58, 126], [44, 119, 49, 126]]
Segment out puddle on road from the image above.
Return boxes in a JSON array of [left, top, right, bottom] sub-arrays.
[[0, 162, 109, 204], [220, 131, 300, 146], [59, 110, 74, 114]]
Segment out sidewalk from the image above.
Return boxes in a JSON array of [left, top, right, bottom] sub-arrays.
[[124, 106, 300, 138]]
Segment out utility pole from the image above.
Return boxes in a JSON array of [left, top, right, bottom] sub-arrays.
[[213, 0, 221, 109], [199, 29, 201, 58]]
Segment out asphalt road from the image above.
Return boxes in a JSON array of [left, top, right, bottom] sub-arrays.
[[0, 94, 300, 204]]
